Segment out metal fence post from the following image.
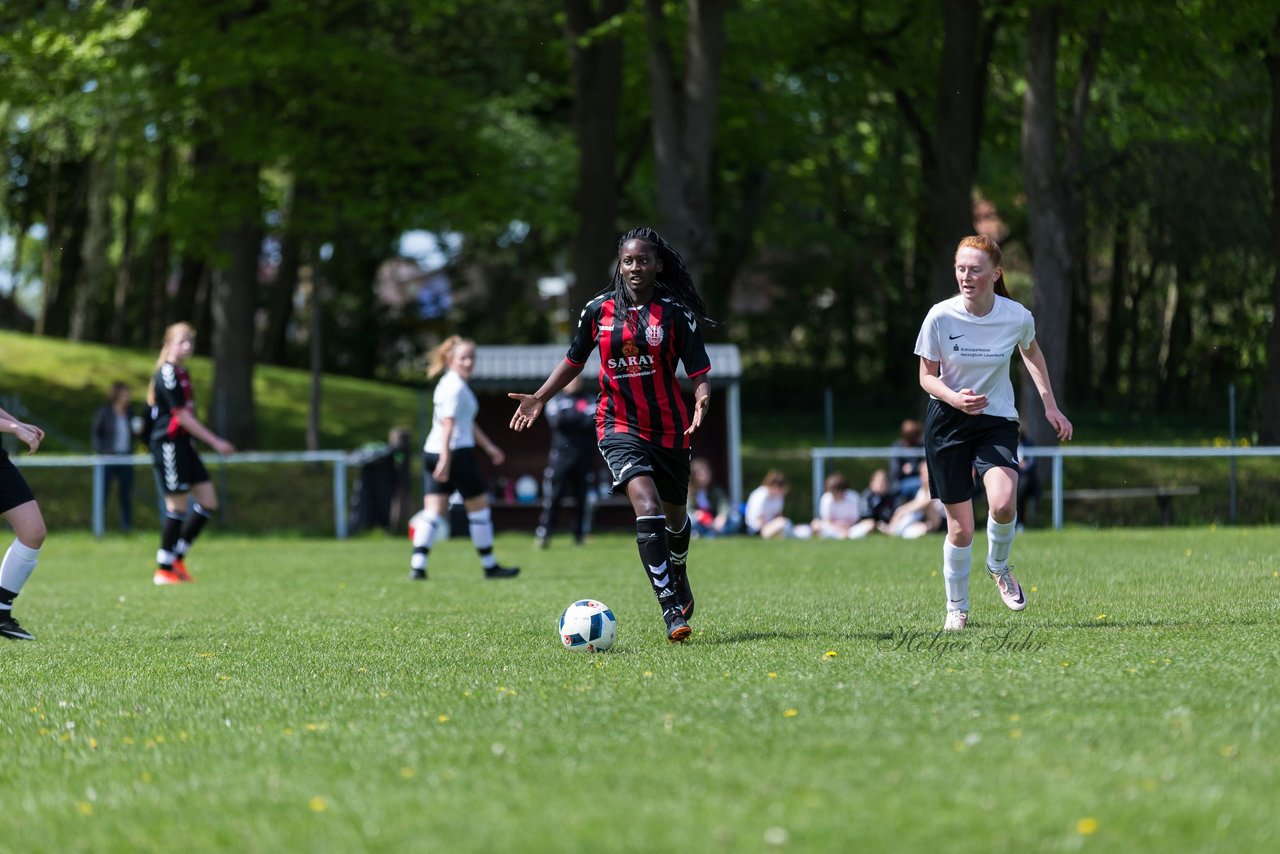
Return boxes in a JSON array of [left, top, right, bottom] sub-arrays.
[[92, 461, 105, 539], [1052, 452, 1064, 530], [334, 455, 348, 539]]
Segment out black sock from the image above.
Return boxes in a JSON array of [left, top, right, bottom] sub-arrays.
[[176, 502, 213, 556], [636, 515, 676, 609], [159, 512, 183, 567], [666, 517, 691, 574]]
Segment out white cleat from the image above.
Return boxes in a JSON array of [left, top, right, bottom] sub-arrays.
[[988, 564, 1027, 611], [943, 610, 969, 632]]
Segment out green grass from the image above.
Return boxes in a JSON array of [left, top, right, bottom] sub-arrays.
[[5, 529, 1280, 852]]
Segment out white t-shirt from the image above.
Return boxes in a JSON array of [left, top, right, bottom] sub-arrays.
[[744, 485, 785, 533], [425, 370, 478, 453], [914, 295, 1035, 420], [819, 490, 862, 525]]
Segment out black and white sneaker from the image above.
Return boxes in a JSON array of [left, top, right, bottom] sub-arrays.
[[484, 564, 520, 579], [0, 615, 35, 641], [663, 606, 691, 643], [408, 569, 427, 581]]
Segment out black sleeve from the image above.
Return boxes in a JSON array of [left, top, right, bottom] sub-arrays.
[[677, 305, 711, 379], [566, 297, 603, 366]]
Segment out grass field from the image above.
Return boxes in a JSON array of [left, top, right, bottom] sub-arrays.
[[4, 529, 1279, 853]]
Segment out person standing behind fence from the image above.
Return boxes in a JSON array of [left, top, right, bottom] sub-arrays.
[[509, 226, 713, 643], [148, 323, 236, 585], [535, 374, 597, 549], [91, 381, 142, 533], [915, 235, 1072, 632], [409, 336, 519, 582], [0, 403, 48, 640]]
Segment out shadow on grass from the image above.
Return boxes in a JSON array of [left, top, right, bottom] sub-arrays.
[[698, 628, 894, 646]]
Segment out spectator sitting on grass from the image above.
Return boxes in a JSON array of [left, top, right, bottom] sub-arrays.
[[744, 469, 797, 539], [811, 471, 862, 539], [845, 468, 898, 539], [882, 465, 945, 539]]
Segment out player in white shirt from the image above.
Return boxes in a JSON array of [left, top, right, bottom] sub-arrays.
[[914, 235, 1072, 631], [409, 336, 519, 581]]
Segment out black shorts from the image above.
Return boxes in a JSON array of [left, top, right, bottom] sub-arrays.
[[0, 450, 36, 514], [598, 433, 690, 506], [924, 399, 1019, 504], [423, 447, 488, 499], [152, 436, 210, 495]]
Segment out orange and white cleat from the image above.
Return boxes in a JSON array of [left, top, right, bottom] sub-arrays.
[[171, 557, 195, 583], [153, 568, 183, 585]]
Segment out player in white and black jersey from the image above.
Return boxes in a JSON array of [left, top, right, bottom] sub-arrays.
[[147, 322, 236, 585], [408, 336, 519, 581], [0, 402, 48, 640], [915, 235, 1072, 632]]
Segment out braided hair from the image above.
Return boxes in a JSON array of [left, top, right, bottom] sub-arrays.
[[601, 226, 718, 330]]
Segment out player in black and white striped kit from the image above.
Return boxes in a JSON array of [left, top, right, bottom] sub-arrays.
[[915, 235, 1072, 632], [148, 322, 236, 585], [0, 403, 48, 640]]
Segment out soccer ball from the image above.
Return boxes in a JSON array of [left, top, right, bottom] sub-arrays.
[[559, 599, 617, 653]]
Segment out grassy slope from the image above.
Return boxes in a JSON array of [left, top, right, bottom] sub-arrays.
[[0, 330, 422, 453], [4, 530, 1280, 852]]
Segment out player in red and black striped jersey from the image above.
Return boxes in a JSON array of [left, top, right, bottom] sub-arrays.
[[510, 227, 714, 643], [146, 323, 236, 586]]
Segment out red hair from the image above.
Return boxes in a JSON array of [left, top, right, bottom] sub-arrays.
[[956, 235, 1009, 298]]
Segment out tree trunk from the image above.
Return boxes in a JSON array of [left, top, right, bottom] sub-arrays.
[[210, 162, 262, 449], [1019, 4, 1071, 446], [110, 156, 140, 346], [37, 158, 61, 337], [564, 0, 626, 316], [307, 254, 322, 452], [48, 160, 90, 339], [1260, 16, 1280, 443], [261, 178, 306, 365], [644, 0, 726, 278], [70, 146, 116, 342], [1064, 19, 1105, 404], [679, 0, 726, 274], [925, 0, 983, 302], [1099, 214, 1129, 391], [145, 141, 173, 347]]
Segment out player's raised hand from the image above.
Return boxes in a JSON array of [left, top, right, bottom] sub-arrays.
[[508, 393, 544, 431]]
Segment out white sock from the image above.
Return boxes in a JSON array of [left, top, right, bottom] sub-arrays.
[[0, 540, 41, 603], [943, 541, 971, 612], [468, 508, 498, 570], [410, 513, 440, 570], [987, 517, 1016, 569]]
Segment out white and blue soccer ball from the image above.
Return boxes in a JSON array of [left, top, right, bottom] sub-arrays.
[[559, 599, 617, 652]]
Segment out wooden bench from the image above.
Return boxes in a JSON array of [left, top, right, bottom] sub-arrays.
[[1060, 486, 1201, 526]]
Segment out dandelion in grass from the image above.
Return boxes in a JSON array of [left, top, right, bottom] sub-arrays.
[[1008, 714, 1021, 722], [76, 802, 93, 816], [309, 797, 328, 813], [437, 714, 449, 724], [1096, 614, 1106, 621], [1009, 730, 1022, 739], [1221, 745, 1238, 759], [401, 767, 415, 778], [824, 650, 837, 658], [1076, 817, 1098, 835], [768, 672, 778, 679], [783, 708, 798, 718]]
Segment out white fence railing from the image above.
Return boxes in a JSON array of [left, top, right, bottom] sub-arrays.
[[810, 445, 1280, 529], [12, 451, 352, 538]]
